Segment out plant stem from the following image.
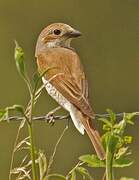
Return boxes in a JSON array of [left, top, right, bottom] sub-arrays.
[[28, 123, 37, 180], [106, 136, 114, 180], [27, 93, 37, 180]]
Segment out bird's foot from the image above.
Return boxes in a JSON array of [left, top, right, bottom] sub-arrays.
[[46, 112, 55, 126], [45, 106, 61, 126]]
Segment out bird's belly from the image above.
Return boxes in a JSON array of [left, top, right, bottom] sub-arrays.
[[42, 77, 72, 111], [42, 77, 85, 134]]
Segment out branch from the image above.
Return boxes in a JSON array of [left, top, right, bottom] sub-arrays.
[[2, 112, 139, 122]]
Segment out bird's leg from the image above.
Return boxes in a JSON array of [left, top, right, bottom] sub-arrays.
[[46, 106, 61, 125]]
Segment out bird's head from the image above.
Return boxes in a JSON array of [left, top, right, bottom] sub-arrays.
[[35, 23, 81, 55]]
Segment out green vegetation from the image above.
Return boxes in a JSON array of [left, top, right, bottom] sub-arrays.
[[0, 42, 136, 180]]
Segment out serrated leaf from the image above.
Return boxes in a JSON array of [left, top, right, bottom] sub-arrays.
[[113, 158, 133, 167], [79, 154, 105, 168]]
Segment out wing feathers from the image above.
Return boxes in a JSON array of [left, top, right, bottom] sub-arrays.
[[37, 48, 94, 118]]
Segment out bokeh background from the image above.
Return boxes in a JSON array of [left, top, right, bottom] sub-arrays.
[[0, 0, 139, 179]]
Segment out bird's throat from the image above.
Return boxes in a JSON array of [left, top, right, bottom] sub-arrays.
[[46, 38, 72, 49]]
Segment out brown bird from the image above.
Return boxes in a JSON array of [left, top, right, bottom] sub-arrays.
[[35, 23, 105, 160]]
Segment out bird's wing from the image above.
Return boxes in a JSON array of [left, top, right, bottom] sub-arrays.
[[37, 48, 94, 118]]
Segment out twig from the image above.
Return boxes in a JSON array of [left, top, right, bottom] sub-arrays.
[[66, 161, 84, 179], [102, 171, 106, 180], [46, 125, 68, 176], [9, 121, 24, 180]]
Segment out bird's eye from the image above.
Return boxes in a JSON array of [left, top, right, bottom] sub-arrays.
[[53, 29, 61, 35]]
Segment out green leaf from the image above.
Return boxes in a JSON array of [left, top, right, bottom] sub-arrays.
[[114, 120, 128, 136], [5, 105, 24, 115], [0, 105, 25, 122], [101, 132, 110, 150], [12, 105, 24, 114], [46, 174, 66, 180], [106, 109, 116, 124], [125, 112, 137, 120], [71, 170, 76, 180], [124, 136, 132, 144], [103, 124, 111, 131], [115, 147, 129, 159], [123, 112, 137, 125], [14, 40, 25, 78], [120, 177, 135, 180], [76, 167, 94, 180], [107, 134, 119, 154], [79, 154, 105, 168], [113, 158, 133, 167], [98, 117, 112, 127], [33, 72, 40, 86], [0, 109, 7, 119]]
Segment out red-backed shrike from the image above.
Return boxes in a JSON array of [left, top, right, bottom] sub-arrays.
[[35, 23, 105, 160]]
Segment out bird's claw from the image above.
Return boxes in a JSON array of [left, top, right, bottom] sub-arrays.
[[46, 112, 55, 126]]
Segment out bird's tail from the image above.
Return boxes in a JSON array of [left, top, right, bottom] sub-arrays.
[[76, 110, 105, 160]]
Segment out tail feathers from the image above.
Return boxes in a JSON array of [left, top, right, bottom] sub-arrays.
[[77, 111, 105, 160], [86, 120, 105, 160], [69, 106, 85, 135]]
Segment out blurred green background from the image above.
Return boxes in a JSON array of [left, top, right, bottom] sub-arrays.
[[0, 0, 139, 179]]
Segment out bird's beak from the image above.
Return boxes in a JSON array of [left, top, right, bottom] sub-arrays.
[[65, 29, 82, 38]]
